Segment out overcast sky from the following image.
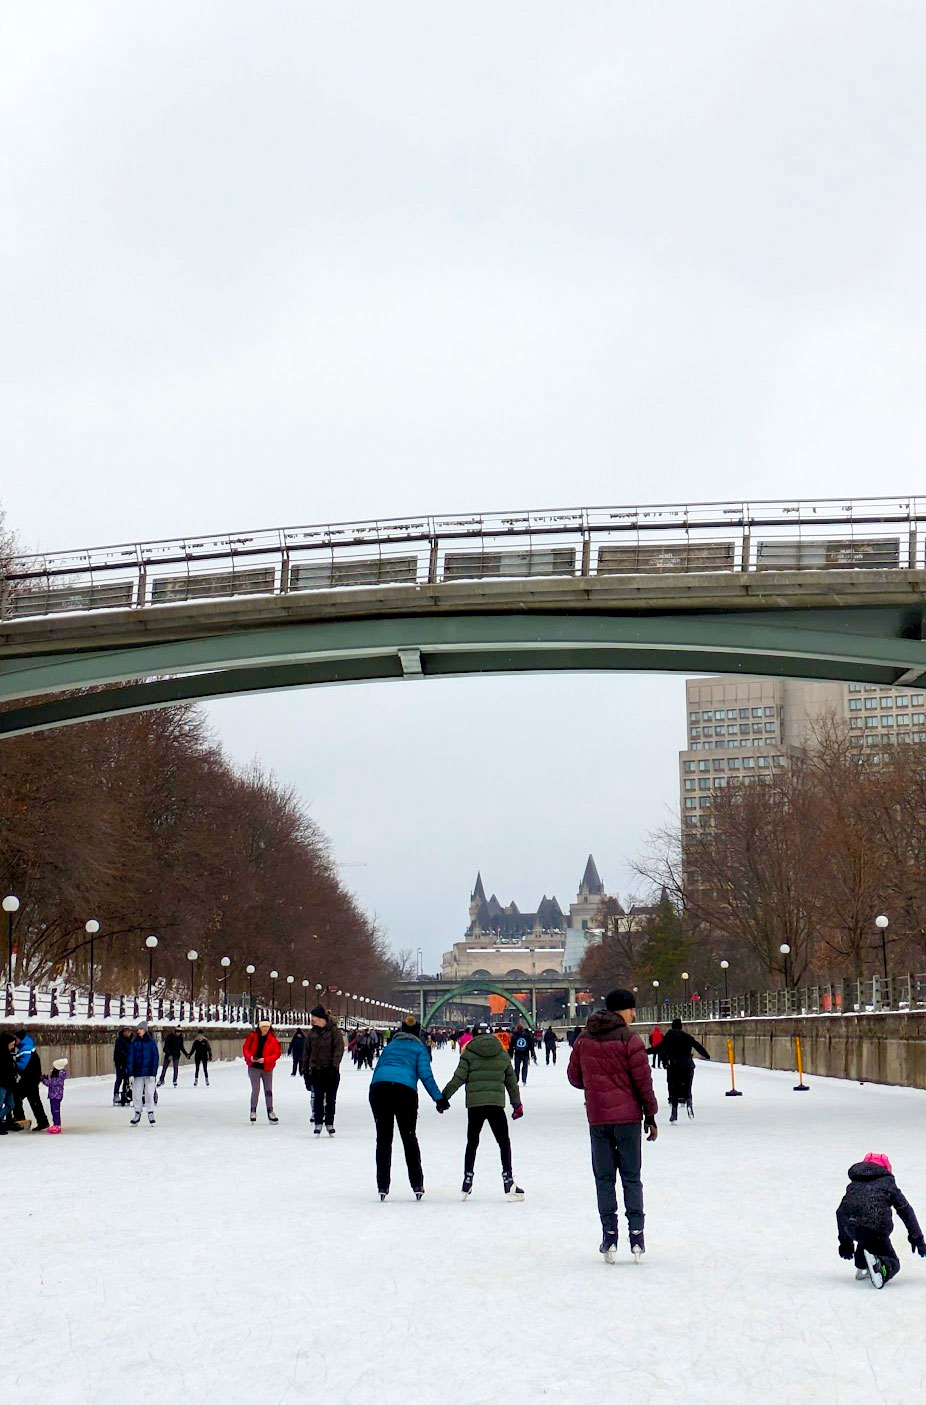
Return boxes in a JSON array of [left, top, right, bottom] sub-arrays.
[[2, 3, 925, 968]]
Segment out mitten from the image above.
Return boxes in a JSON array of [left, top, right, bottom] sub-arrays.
[[838, 1239, 854, 1260], [511, 1104, 524, 1120], [909, 1236, 926, 1257], [644, 1116, 658, 1142], [435, 1097, 450, 1113]]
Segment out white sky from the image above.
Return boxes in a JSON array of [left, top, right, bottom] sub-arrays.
[[2, 3, 925, 965]]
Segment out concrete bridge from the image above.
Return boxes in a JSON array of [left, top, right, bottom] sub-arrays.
[[1, 494, 925, 735], [395, 975, 592, 1027]]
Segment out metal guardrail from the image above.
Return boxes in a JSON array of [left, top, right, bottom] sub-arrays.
[[1, 494, 923, 621], [637, 974, 926, 1025], [0, 983, 391, 1029]]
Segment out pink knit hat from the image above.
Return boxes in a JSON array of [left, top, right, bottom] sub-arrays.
[[864, 1152, 892, 1173]]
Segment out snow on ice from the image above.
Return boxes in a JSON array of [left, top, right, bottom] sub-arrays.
[[1, 1049, 925, 1403]]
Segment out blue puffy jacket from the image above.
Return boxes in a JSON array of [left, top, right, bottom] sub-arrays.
[[14, 1033, 36, 1072], [370, 1032, 442, 1101], [126, 1035, 159, 1077]]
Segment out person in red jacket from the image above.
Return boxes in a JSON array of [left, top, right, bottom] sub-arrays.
[[567, 987, 658, 1264], [243, 1019, 282, 1124]]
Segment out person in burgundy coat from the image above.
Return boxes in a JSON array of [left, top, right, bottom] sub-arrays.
[[567, 987, 658, 1263]]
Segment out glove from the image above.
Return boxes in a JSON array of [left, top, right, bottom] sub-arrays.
[[511, 1104, 524, 1120], [838, 1238, 854, 1261], [435, 1097, 450, 1113], [909, 1236, 926, 1257], [644, 1116, 658, 1142]]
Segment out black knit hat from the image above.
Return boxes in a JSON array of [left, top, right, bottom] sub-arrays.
[[403, 1015, 422, 1036], [310, 1005, 327, 1019], [605, 988, 636, 1012]]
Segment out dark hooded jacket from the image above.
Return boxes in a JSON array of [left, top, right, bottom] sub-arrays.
[[114, 1032, 133, 1069], [567, 1011, 657, 1126], [657, 1028, 710, 1064], [303, 1018, 345, 1077], [837, 1161, 924, 1243], [442, 1034, 521, 1109]]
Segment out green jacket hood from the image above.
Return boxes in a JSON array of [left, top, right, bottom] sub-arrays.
[[468, 1034, 505, 1057]]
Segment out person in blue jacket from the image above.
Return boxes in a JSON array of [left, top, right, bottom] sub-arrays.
[[126, 1020, 160, 1126], [369, 1014, 443, 1200], [13, 1029, 49, 1130]]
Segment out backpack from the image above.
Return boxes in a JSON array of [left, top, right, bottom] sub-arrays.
[[515, 1035, 528, 1051]]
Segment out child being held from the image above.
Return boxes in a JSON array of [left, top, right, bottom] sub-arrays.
[[41, 1058, 68, 1134], [837, 1152, 926, 1287]]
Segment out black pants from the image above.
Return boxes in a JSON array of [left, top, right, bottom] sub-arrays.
[[309, 1068, 340, 1125], [853, 1232, 901, 1281], [370, 1082, 423, 1193], [589, 1122, 644, 1234], [194, 1057, 209, 1083], [291, 1055, 301, 1076], [113, 1067, 130, 1102], [666, 1059, 695, 1107], [545, 1045, 556, 1065], [158, 1054, 180, 1085], [15, 1079, 49, 1130], [465, 1106, 512, 1177], [513, 1051, 530, 1084]]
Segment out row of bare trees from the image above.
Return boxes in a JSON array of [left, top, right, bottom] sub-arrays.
[[583, 727, 926, 996], [0, 705, 396, 1001]]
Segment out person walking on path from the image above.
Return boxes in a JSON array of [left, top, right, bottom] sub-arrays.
[[113, 1026, 133, 1105], [287, 1028, 306, 1076], [189, 1031, 212, 1086], [544, 1026, 558, 1065], [438, 1021, 525, 1199], [41, 1059, 68, 1133], [243, 1020, 281, 1123], [127, 1021, 160, 1125], [510, 1022, 534, 1085], [12, 1029, 49, 1130], [838, 1152, 926, 1287], [567, 988, 658, 1263], [304, 1006, 345, 1134], [657, 1019, 710, 1121], [157, 1027, 189, 1087], [369, 1014, 443, 1200]]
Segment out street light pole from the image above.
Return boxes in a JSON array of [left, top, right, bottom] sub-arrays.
[[720, 959, 730, 1003], [145, 934, 158, 1018], [875, 915, 890, 985], [779, 943, 791, 989], [85, 919, 100, 1010], [287, 975, 294, 1018], [681, 970, 690, 1002], [3, 894, 20, 988], [246, 964, 255, 1020], [187, 950, 198, 1012], [220, 956, 231, 1016]]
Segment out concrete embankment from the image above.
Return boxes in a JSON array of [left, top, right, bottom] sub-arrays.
[[688, 1013, 926, 1090], [7, 1024, 254, 1078]]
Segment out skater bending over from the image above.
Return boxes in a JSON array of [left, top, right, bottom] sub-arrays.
[[438, 1021, 525, 1199], [567, 988, 657, 1264], [837, 1152, 926, 1287], [657, 1019, 710, 1122], [369, 1014, 442, 1200]]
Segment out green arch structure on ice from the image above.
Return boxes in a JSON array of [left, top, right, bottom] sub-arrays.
[[423, 980, 536, 1030]]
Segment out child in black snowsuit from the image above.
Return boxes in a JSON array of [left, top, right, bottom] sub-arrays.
[[837, 1152, 926, 1286]]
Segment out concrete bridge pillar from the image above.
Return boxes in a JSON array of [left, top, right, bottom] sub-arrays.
[[567, 985, 577, 1022]]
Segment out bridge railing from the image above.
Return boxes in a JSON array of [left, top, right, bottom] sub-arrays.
[[3, 494, 923, 621], [636, 973, 926, 1025]]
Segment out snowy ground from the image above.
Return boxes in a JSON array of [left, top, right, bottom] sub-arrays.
[[2, 1051, 926, 1404]]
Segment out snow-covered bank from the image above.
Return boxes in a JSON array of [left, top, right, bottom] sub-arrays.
[[2, 1052, 925, 1404]]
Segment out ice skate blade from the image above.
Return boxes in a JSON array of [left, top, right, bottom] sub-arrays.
[[632, 1247, 644, 1263], [601, 1244, 618, 1265]]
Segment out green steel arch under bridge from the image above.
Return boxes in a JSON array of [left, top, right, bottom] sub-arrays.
[[1, 494, 926, 736], [396, 975, 593, 1028]]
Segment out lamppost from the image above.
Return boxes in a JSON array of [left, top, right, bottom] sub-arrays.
[[416, 949, 423, 977], [85, 919, 100, 1008], [780, 943, 791, 988], [287, 975, 294, 1014], [246, 964, 255, 1018], [720, 959, 730, 1002], [681, 970, 690, 1002], [3, 894, 20, 987], [314, 981, 323, 1012], [145, 934, 158, 1017], [302, 978, 309, 1017], [187, 950, 198, 1010], [220, 956, 231, 1014], [271, 970, 279, 1013], [336, 988, 343, 1019], [875, 915, 890, 985]]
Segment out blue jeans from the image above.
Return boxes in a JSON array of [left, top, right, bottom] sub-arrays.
[[0, 1086, 14, 1121]]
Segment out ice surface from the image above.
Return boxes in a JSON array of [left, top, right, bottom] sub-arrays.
[[2, 1050, 925, 1404]]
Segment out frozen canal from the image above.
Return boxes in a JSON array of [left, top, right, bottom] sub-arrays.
[[2, 1047, 925, 1403]]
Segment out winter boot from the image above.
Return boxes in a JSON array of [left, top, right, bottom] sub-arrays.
[[313, 1125, 322, 1135], [687, 1099, 694, 1118], [669, 1104, 678, 1124], [630, 1229, 645, 1261], [131, 1112, 141, 1125], [267, 1109, 279, 1123], [503, 1174, 525, 1200], [462, 1171, 474, 1199], [147, 1111, 156, 1125], [326, 1125, 336, 1136], [250, 1111, 257, 1123]]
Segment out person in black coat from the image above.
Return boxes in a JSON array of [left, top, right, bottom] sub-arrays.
[[0, 1034, 20, 1132], [510, 1024, 534, 1085], [113, 1027, 133, 1105], [543, 1026, 558, 1065], [837, 1153, 926, 1284], [157, 1027, 189, 1087], [657, 1019, 710, 1122], [189, 1032, 212, 1086], [287, 1028, 306, 1076]]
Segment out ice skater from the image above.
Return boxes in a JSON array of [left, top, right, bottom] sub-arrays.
[[656, 1018, 710, 1121], [837, 1152, 926, 1287], [243, 1019, 281, 1123], [127, 1020, 160, 1125], [567, 988, 658, 1263], [510, 1022, 533, 1084], [304, 1005, 345, 1135], [369, 1014, 443, 1200], [189, 1030, 212, 1085], [41, 1058, 68, 1133], [438, 1021, 524, 1199], [157, 1026, 189, 1087], [543, 1026, 558, 1065]]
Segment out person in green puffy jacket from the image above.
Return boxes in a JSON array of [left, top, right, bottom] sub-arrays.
[[437, 1023, 525, 1199]]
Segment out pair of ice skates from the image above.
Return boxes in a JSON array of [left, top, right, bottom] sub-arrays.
[[669, 1099, 694, 1123], [600, 1228, 645, 1264]]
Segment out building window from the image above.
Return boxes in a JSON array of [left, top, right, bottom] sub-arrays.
[[914, 731, 926, 741], [728, 758, 740, 770], [911, 694, 923, 705], [690, 728, 701, 739], [764, 722, 776, 732], [683, 761, 695, 772], [914, 714, 926, 725], [774, 755, 786, 766], [691, 742, 700, 750], [743, 757, 755, 768], [897, 714, 909, 726], [686, 816, 698, 826], [689, 711, 700, 721], [865, 717, 878, 728], [751, 707, 762, 717], [896, 696, 909, 708], [698, 796, 711, 808], [849, 699, 862, 711], [739, 724, 751, 735], [698, 778, 711, 789], [850, 717, 863, 729], [713, 759, 725, 770], [848, 683, 862, 692], [715, 775, 727, 787], [702, 710, 713, 721], [738, 708, 749, 718], [764, 706, 775, 716], [864, 698, 877, 710], [726, 725, 737, 736], [702, 726, 713, 737], [685, 798, 696, 809], [684, 779, 695, 791], [758, 755, 769, 767], [883, 715, 895, 727], [880, 698, 893, 709], [752, 724, 763, 734], [698, 760, 710, 771]]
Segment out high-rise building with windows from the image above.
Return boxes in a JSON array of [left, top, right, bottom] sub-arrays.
[[679, 675, 926, 829]]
